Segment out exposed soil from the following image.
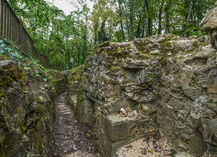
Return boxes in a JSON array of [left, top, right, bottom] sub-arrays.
[[51, 92, 100, 157], [116, 131, 177, 157]]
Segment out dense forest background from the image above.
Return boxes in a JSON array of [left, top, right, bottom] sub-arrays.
[[7, 0, 215, 69]]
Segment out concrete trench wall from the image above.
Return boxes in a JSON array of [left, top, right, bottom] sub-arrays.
[[68, 34, 217, 157]]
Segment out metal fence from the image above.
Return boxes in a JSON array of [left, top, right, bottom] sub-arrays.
[[0, 0, 49, 68]]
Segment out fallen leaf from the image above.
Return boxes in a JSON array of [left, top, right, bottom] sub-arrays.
[[141, 148, 147, 155], [86, 133, 91, 137], [125, 145, 133, 149], [148, 150, 153, 154]]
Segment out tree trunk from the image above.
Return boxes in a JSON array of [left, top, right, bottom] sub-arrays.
[[64, 39, 67, 70], [158, 1, 164, 35], [67, 50, 70, 70], [83, 25, 87, 64], [94, 28, 97, 45], [165, 0, 172, 34], [77, 46, 80, 67], [142, 5, 146, 38], [69, 46, 73, 69], [129, 0, 134, 41], [118, 0, 125, 41], [142, 21, 145, 38], [144, 0, 152, 37], [136, 17, 142, 38], [184, 0, 194, 38]]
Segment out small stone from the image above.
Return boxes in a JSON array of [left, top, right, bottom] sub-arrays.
[[22, 134, 28, 142], [125, 144, 133, 149], [150, 50, 161, 55], [128, 111, 134, 117], [120, 108, 126, 114], [120, 112, 127, 117], [142, 105, 149, 111], [125, 107, 132, 112], [141, 148, 147, 154], [168, 52, 172, 56], [132, 110, 138, 118], [120, 108, 127, 117]]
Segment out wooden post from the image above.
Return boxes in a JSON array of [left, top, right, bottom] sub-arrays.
[[10, 8, 12, 40], [2, 0, 5, 38], [6, 4, 8, 39], [12, 15, 15, 42], [0, 0, 1, 35]]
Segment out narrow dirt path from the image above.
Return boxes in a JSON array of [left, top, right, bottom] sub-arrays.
[[51, 92, 100, 157]]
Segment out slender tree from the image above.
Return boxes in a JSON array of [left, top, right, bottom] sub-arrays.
[[184, 0, 194, 37], [165, 0, 172, 34], [158, 0, 164, 34], [144, 0, 152, 36]]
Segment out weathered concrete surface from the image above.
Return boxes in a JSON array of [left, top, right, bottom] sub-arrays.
[[66, 5, 217, 157], [68, 33, 217, 157]]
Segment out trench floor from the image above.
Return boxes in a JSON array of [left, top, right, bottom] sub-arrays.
[[51, 92, 100, 157], [51, 92, 182, 157]]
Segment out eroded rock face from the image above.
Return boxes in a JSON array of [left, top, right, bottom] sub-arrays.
[[0, 59, 66, 156], [201, 3, 217, 51], [68, 34, 217, 157]]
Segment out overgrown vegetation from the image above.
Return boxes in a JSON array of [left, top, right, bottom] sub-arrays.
[[8, 0, 91, 69], [0, 39, 56, 92]]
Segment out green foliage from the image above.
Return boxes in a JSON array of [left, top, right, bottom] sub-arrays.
[[90, 0, 215, 43], [8, 0, 92, 69], [43, 78, 48, 82], [7, 0, 216, 69], [0, 39, 23, 60]]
